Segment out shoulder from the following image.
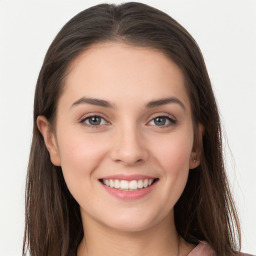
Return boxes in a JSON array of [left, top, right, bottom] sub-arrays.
[[188, 241, 255, 256]]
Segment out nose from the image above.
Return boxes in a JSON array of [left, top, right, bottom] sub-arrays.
[[110, 124, 149, 166]]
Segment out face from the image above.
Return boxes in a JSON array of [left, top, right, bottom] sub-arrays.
[[38, 42, 201, 233]]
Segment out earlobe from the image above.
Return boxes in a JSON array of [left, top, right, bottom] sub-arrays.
[[189, 154, 200, 169], [37, 116, 61, 166], [189, 123, 204, 169]]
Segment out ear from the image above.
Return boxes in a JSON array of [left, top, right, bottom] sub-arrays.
[[37, 116, 61, 166], [189, 123, 204, 169]]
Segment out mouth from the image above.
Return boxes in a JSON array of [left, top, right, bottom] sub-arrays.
[[99, 178, 159, 191]]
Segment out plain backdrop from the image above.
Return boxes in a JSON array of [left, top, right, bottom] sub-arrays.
[[0, 0, 255, 255]]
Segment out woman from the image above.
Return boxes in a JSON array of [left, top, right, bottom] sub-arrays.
[[23, 2, 251, 256]]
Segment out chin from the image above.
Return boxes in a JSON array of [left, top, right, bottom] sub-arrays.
[[105, 220, 153, 233], [99, 210, 165, 233]]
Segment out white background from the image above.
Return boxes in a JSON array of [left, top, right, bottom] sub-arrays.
[[0, 0, 255, 255]]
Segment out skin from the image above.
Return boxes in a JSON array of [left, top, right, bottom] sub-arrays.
[[38, 42, 203, 256]]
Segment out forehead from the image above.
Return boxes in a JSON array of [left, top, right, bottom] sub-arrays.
[[61, 42, 190, 110]]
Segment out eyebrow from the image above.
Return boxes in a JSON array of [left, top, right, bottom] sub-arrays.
[[70, 96, 185, 110], [146, 97, 185, 110], [71, 97, 113, 108]]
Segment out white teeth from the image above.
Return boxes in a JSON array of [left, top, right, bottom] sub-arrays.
[[120, 180, 129, 190], [114, 180, 119, 189], [129, 180, 137, 190], [138, 180, 144, 189], [102, 178, 156, 190], [143, 179, 149, 187], [110, 179, 114, 187]]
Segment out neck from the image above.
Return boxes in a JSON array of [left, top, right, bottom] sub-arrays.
[[78, 211, 181, 256]]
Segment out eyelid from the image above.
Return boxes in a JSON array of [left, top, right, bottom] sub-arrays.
[[148, 112, 176, 121], [79, 113, 110, 128], [147, 113, 177, 127], [78, 112, 177, 129]]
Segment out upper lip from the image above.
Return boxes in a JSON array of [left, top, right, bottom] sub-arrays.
[[99, 174, 158, 181]]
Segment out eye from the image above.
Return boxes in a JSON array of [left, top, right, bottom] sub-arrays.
[[81, 115, 108, 127], [148, 115, 176, 127]]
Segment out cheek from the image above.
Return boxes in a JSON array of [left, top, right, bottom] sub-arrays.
[[57, 132, 106, 172], [151, 131, 193, 173], [149, 129, 194, 200], [56, 132, 107, 197]]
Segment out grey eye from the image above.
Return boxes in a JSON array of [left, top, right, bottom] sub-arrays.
[[153, 116, 168, 126], [83, 116, 107, 126], [148, 116, 176, 127]]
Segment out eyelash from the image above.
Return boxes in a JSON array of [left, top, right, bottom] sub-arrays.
[[80, 114, 176, 129], [148, 115, 177, 127], [80, 114, 109, 128]]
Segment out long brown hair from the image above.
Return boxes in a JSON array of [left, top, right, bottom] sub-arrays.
[[23, 2, 241, 255]]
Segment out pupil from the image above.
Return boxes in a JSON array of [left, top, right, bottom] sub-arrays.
[[89, 116, 101, 125], [155, 117, 166, 126]]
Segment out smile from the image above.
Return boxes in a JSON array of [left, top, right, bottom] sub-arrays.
[[99, 175, 159, 200], [100, 178, 157, 191]]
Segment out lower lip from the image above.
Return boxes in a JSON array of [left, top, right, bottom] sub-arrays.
[[100, 180, 158, 200]]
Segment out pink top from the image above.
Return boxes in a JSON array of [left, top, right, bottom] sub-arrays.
[[188, 241, 215, 256], [187, 241, 254, 256]]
